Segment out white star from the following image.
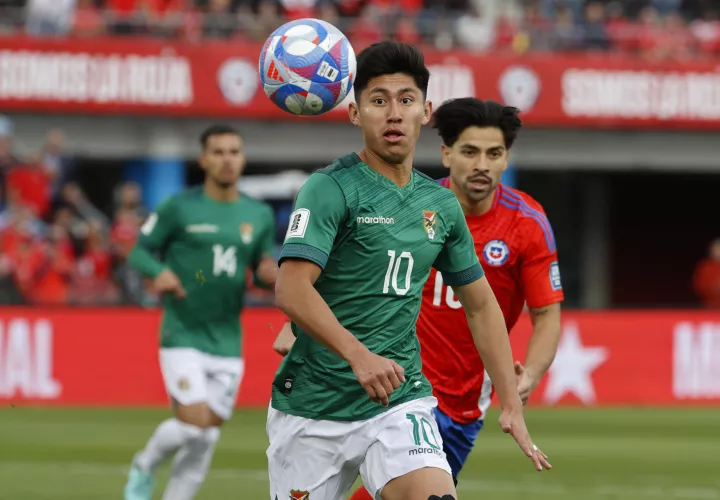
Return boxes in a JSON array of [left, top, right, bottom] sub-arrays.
[[543, 322, 608, 405]]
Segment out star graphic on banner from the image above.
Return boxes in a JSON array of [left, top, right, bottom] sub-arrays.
[[543, 322, 609, 405]]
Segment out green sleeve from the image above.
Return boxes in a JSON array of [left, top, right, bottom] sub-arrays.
[[251, 205, 278, 289], [433, 199, 484, 287], [128, 198, 177, 278], [278, 173, 347, 270]]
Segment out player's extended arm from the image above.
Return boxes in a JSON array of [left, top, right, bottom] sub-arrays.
[[275, 258, 405, 406], [128, 203, 185, 298], [452, 277, 522, 411], [128, 221, 169, 278], [516, 304, 562, 403], [454, 277, 550, 471], [276, 258, 372, 361]]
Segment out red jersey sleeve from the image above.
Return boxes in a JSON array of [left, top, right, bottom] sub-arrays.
[[520, 212, 564, 309]]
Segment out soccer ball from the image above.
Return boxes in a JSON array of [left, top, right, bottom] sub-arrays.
[[258, 18, 357, 116]]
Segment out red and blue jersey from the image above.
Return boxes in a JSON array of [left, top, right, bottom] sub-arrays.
[[417, 180, 564, 423]]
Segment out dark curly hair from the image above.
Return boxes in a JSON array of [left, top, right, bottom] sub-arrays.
[[432, 98, 522, 149]]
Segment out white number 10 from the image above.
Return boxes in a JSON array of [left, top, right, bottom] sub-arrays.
[[383, 250, 414, 295]]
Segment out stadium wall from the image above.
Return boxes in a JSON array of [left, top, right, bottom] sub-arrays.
[[0, 308, 718, 408]]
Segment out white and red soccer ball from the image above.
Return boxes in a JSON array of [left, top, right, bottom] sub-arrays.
[[259, 18, 357, 116]]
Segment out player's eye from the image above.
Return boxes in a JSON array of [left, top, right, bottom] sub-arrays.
[[401, 97, 413, 105], [462, 150, 475, 157], [373, 98, 386, 105]]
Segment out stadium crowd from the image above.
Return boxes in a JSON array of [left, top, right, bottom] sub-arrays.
[[0, 115, 281, 307], [0, 0, 717, 56], [0, 115, 148, 306]]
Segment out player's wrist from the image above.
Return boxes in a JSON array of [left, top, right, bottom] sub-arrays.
[[500, 394, 524, 413], [341, 335, 369, 365]]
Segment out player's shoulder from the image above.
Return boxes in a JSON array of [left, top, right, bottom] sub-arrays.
[[239, 191, 273, 213], [156, 186, 203, 211], [497, 185, 556, 251], [315, 153, 363, 179], [499, 184, 547, 214]]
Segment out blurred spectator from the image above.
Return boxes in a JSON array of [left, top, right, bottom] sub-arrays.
[[6, 152, 53, 219], [72, 220, 120, 304], [349, 4, 383, 47], [41, 129, 74, 201], [14, 223, 76, 305], [661, 11, 697, 60], [651, 0, 683, 16], [0, 116, 19, 207], [693, 238, 720, 309], [58, 182, 110, 234], [581, 1, 610, 50], [111, 207, 144, 303], [551, 5, 582, 50], [72, 0, 106, 37], [113, 181, 148, 220], [280, 0, 317, 21], [690, 8, 720, 56], [107, 0, 144, 35], [202, 0, 237, 39], [25, 0, 77, 36], [456, 5, 495, 52], [248, 0, 283, 41]]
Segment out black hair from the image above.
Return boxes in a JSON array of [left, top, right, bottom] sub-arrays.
[[354, 41, 430, 99], [432, 98, 522, 149], [200, 124, 241, 150]]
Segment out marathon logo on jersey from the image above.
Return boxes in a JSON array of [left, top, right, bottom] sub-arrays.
[[289, 490, 310, 500], [285, 209, 310, 240], [550, 261, 563, 290], [483, 239, 510, 266], [356, 216, 395, 225], [186, 224, 219, 233], [423, 210, 437, 240], [240, 223, 253, 244], [408, 447, 443, 457]]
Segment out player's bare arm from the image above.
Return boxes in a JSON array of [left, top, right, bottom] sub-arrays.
[[275, 258, 406, 407], [452, 276, 551, 472], [515, 303, 562, 404]]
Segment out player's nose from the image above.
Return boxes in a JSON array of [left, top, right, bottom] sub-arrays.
[[386, 101, 402, 122]]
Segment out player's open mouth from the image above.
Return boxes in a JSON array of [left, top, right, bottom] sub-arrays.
[[383, 129, 404, 143], [468, 177, 491, 189]]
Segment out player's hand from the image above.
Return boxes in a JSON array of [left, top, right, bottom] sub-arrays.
[[348, 347, 406, 407], [273, 322, 295, 356], [257, 257, 278, 286], [499, 406, 552, 472], [514, 361, 539, 405], [154, 269, 186, 299]]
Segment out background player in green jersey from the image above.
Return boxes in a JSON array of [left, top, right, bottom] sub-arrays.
[[123, 125, 284, 500], [268, 42, 550, 500]]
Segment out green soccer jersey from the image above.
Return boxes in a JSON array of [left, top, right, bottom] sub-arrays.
[[129, 186, 276, 358], [272, 154, 484, 421]]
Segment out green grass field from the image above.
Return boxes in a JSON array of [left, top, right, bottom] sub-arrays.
[[1, 406, 718, 500]]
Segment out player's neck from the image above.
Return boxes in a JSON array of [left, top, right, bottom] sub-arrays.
[[450, 179, 496, 216], [359, 150, 412, 187], [204, 182, 239, 203]]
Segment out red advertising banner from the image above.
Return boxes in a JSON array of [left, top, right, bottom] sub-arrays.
[[0, 307, 718, 408], [1, 36, 720, 129]]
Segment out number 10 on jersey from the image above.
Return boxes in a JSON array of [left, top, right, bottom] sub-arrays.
[[383, 250, 414, 296]]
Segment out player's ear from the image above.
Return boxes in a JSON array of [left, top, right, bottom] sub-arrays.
[[421, 100, 432, 126], [441, 145, 451, 169], [348, 102, 361, 127]]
